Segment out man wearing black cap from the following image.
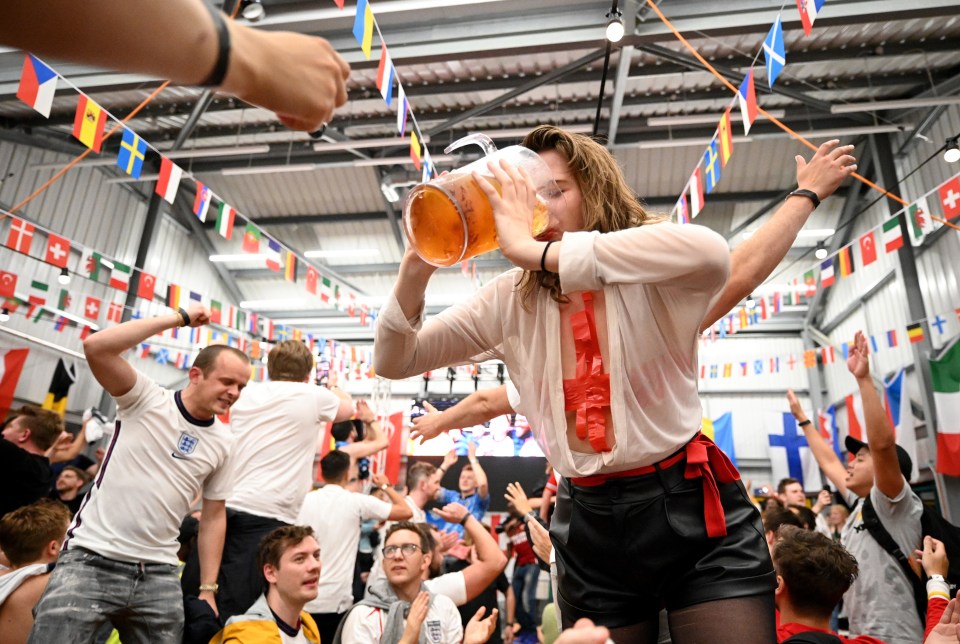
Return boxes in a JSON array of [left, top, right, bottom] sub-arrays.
[[786, 331, 922, 644]]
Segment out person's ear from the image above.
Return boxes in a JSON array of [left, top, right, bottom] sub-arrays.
[[45, 539, 61, 559], [263, 563, 279, 585]]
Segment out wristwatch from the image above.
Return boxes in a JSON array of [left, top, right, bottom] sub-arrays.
[[380, 483, 389, 491]]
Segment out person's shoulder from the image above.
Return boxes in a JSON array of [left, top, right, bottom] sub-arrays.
[[5, 572, 50, 609]]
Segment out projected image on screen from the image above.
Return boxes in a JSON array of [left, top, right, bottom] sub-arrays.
[[407, 397, 544, 458]]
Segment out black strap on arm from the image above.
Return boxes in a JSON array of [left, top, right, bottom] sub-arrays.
[[860, 495, 926, 626]]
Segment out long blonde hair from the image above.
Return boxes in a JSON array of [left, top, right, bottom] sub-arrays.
[[516, 125, 664, 306]]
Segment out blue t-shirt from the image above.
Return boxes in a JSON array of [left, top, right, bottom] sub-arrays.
[[426, 488, 490, 537]]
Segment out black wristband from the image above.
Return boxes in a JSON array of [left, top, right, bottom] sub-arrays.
[[177, 308, 191, 328], [798, 419, 812, 427], [459, 514, 470, 526], [540, 240, 557, 273], [200, 4, 231, 87], [787, 188, 820, 209]]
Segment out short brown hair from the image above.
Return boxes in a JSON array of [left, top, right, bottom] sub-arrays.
[[12, 405, 63, 451], [761, 508, 803, 535], [0, 499, 71, 565], [385, 521, 430, 553], [257, 525, 315, 581], [60, 465, 92, 485], [407, 462, 437, 490], [193, 345, 250, 376], [773, 524, 858, 617], [267, 340, 314, 382]]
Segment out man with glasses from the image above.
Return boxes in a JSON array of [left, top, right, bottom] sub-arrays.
[[337, 521, 463, 643]]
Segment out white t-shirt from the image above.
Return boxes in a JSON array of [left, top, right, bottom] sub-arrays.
[[340, 593, 463, 644], [298, 484, 393, 614], [841, 482, 924, 644], [64, 372, 234, 565], [226, 381, 341, 524]]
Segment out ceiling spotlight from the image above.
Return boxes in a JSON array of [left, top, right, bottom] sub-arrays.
[[745, 294, 757, 309], [58, 268, 71, 285], [605, 9, 624, 43], [945, 137, 960, 163], [380, 181, 401, 203], [240, 0, 265, 22], [0, 308, 8, 322], [815, 242, 828, 260]]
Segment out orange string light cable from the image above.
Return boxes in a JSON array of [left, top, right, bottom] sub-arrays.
[[4, 80, 172, 218], [642, 0, 908, 208]]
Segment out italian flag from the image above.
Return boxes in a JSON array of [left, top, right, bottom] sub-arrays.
[[882, 216, 904, 253], [109, 261, 132, 291], [216, 203, 236, 240], [931, 340, 960, 476]]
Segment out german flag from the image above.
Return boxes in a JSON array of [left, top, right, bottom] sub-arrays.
[[166, 283, 182, 309], [42, 358, 77, 417], [907, 322, 925, 344], [837, 245, 855, 277]]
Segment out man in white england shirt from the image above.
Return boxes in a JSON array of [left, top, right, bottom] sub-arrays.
[[29, 303, 250, 643]]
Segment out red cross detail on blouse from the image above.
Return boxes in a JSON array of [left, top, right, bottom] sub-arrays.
[[562, 292, 612, 452]]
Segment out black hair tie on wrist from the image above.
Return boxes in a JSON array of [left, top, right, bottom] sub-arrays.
[[540, 240, 557, 273], [200, 4, 231, 87], [798, 419, 812, 427], [178, 308, 191, 328]]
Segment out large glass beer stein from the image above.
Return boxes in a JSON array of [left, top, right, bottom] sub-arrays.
[[402, 133, 559, 267]]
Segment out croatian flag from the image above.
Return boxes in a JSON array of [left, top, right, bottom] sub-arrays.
[[16, 54, 58, 118], [797, 0, 826, 37], [769, 412, 822, 492], [193, 183, 212, 222], [737, 69, 759, 135]]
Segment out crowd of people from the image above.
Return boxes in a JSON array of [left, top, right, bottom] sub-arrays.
[[1, 6, 957, 641]]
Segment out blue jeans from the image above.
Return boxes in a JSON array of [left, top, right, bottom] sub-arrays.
[[29, 547, 183, 644], [512, 562, 541, 632]]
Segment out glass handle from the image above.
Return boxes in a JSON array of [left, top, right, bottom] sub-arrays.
[[444, 133, 498, 156]]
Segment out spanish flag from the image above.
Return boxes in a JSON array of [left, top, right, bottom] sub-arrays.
[[410, 130, 422, 171], [72, 95, 107, 153]]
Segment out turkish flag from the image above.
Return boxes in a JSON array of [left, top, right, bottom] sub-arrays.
[[0, 271, 16, 298], [137, 272, 156, 301], [306, 267, 318, 295], [859, 230, 877, 267], [44, 233, 71, 268]]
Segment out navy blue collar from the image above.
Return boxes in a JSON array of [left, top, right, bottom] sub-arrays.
[[174, 391, 214, 427], [270, 607, 302, 637]]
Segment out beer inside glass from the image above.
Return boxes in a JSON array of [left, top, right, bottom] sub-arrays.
[[402, 139, 557, 268]]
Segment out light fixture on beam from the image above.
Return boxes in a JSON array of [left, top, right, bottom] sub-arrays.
[[646, 110, 786, 127], [945, 137, 960, 164], [270, 316, 362, 326], [605, 9, 624, 43], [313, 136, 429, 152], [352, 155, 457, 168], [209, 254, 270, 263], [58, 268, 71, 285], [815, 242, 828, 260], [222, 163, 316, 176], [239, 298, 315, 309], [240, 0, 265, 21], [830, 96, 960, 114], [304, 248, 381, 259]]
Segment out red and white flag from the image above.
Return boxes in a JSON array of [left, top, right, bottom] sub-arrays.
[[5, 217, 35, 254], [44, 233, 71, 269], [938, 176, 960, 220], [137, 272, 156, 301], [688, 168, 704, 218], [156, 157, 183, 205], [84, 296, 102, 321], [0, 271, 16, 299]]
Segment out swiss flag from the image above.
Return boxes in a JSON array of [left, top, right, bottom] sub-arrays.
[[44, 233, 71, 268], [939, 176, 960, 220], [137, 272, 156, 301], [84, 296, 102, 321], [0, 271, 16, 298], [858, 230, 877, 267]]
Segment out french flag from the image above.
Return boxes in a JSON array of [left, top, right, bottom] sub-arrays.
[[16, 54, 58, 118]]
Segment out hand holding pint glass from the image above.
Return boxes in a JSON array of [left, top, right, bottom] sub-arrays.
[[402, 133, 563, 267]]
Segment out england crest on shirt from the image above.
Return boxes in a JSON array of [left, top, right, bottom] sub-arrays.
[[425, 620, 442, 643], [176, 432, 199, 456]]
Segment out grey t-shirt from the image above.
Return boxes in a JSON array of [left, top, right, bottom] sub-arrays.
[[841, 481, 923, 644]]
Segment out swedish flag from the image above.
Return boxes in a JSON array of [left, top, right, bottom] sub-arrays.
[[117, 128, 147, 179]]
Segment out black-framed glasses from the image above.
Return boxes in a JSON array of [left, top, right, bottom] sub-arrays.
[[383, 543, 421, 558]]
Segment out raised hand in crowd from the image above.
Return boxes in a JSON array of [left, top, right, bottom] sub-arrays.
[[410, 401, 445, 443], [504, 481, 534, 516], [812, 488, 833, 514], [400, 591, 431, 644], [925, 599, 960, 644], [463, 606, 500, 644]]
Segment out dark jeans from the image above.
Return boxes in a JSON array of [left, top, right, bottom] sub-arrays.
[[182, 508, 288, 622], [29, 547, 182, 644], [512, 562, 540, 632]]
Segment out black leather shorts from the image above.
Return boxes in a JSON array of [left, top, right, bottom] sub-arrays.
[[550, 456, 776, 629]]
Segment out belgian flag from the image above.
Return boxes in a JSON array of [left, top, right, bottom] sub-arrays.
[[42, 358, 77, 417]]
